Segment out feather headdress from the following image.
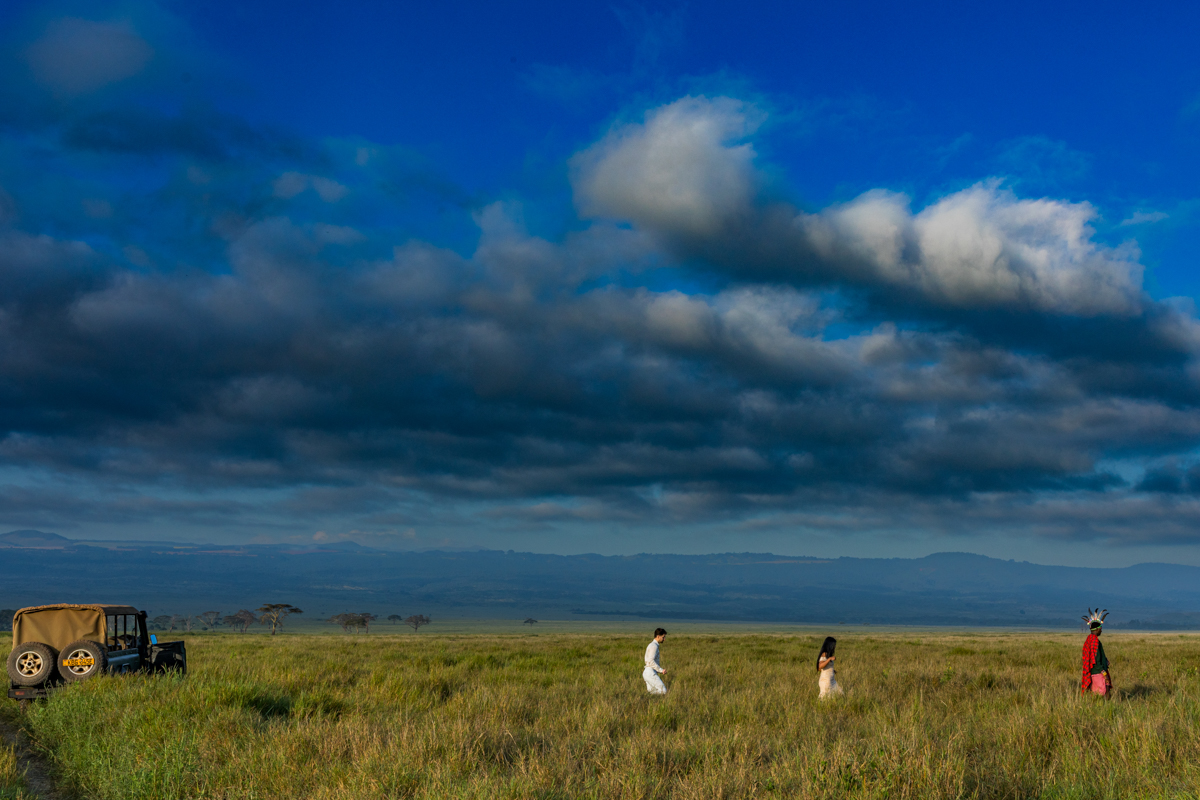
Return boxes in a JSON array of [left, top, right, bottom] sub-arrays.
[[1081, 607, 1108, 628]]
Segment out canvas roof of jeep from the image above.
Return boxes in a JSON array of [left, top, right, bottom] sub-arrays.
[[12, 604, 141, 650]]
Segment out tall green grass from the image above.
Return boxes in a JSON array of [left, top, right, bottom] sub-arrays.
[[0, 742, 33, 800], [7, 631, 1200, 799]]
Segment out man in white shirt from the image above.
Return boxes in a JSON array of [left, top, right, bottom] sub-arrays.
[[643, 627, 668, 694]]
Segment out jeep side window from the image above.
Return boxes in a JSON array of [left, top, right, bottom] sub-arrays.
[[121, 615, 135, 649], [106, 615, 136, 651]]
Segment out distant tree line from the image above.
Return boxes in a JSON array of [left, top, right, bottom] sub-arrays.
[[142, 604, 304, 634], [327, 613, 432, 633], [141, 607, 432, 635], [1121, 616, 1200, 631], [4, 604, 446, 636]]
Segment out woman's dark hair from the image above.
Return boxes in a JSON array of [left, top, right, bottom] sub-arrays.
[[817, 636, 837, 669], [654, 628, 667, 638]]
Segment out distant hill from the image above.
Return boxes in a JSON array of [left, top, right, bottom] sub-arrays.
[[0, 529, 73, 548], [2, 535, 1200, 626]]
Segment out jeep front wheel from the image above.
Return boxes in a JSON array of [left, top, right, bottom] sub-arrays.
[[57, 640, 107, 683], [6, 642, 58, 686]]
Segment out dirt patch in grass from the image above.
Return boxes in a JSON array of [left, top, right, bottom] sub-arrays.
[[0, 715, 69, 800]]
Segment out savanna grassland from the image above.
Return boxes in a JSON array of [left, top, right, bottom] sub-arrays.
[[4, 629, 1200, 799]]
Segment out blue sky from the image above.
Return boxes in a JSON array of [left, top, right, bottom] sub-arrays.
[[2, 0, 1200, 565], [177, 0, 1200, 282]]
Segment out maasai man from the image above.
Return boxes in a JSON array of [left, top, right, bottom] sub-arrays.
[[643, 628, 668, 695], [1081, 608, 1112, 697]]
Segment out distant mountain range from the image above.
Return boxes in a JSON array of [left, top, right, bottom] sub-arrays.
[[3, 529, 1200, 628]]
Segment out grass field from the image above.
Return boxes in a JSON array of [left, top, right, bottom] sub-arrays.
[[4, 628, 1200, 799]]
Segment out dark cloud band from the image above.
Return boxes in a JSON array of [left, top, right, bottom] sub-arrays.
[[0, 56, 1198, 545]]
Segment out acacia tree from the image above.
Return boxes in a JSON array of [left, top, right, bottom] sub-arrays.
[[387, 614, 402, 625], [151, 614, 172, 630], [359, 613, 378, 633], [224, 609, 258, 633], [199, 611, 221, 629], [524, 618, 538, 626], [404, 614, 431, 632], [258, 604, 303, 635]]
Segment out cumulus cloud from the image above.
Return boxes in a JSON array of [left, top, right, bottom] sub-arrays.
[[574, 96, 1145, 318], [25, 18, 153, 95], [900, 186, 1139, 315], [572, 96, 761, 235]]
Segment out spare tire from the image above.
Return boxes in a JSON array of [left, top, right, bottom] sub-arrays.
[[58, 640, 108, 683], [6, 642, 58, 686]]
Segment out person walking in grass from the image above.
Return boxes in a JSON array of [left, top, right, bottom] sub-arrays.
[[1081, 608, 1112, 697], [817, 636, 843, 699], [643, 628, 668, 694]]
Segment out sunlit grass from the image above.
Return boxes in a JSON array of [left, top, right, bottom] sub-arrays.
[[6, 630, 1200, 799], [0, 742, 34, 800]]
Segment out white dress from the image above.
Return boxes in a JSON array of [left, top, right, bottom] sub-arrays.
[[818, 664, 842, 699], [643, 640, 667, 694]]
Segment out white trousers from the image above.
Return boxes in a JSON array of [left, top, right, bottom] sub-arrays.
[[643, 667, 667, 694]]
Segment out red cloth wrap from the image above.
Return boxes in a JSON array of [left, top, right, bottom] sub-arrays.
[[1081, 633, 1100, 693]]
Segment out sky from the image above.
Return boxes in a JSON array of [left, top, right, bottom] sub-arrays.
[[2, 1, 1200, 565]]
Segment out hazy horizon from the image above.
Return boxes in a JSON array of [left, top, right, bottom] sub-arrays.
[[7, 531, 1200, 628], [6, 527, 1200, 572]]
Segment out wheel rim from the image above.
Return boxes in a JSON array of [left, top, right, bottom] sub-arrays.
[[16, 651, 43, 677], [64, 648, 96, 676]]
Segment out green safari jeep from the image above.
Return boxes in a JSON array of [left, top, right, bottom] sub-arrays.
[[7, 604, 186, 701]]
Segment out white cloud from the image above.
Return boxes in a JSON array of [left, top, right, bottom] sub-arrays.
[[571, 96, 760, 235], [1120, 210, 1169, 226], [908, 185, 1141, 315], [25, 18, 152, 95], [573, 96, 1145, 317]]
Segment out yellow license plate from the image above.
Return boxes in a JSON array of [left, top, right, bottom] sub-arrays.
[[63, 657, 95, 667]]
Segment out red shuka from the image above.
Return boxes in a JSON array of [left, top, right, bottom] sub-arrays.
[[1081, 633, 1100, 693]]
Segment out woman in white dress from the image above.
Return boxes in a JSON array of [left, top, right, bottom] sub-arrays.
[[817, 636, 843, 699]]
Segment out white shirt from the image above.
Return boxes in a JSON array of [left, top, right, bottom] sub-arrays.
[[645, 639, 664, 673]]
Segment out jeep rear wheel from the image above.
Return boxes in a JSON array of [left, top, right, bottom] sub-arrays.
[[57, 639, 107, 683], [6, 642, 58, 686]]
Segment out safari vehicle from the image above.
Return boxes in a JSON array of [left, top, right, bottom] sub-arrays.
[[6, 604, 186, 701]]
